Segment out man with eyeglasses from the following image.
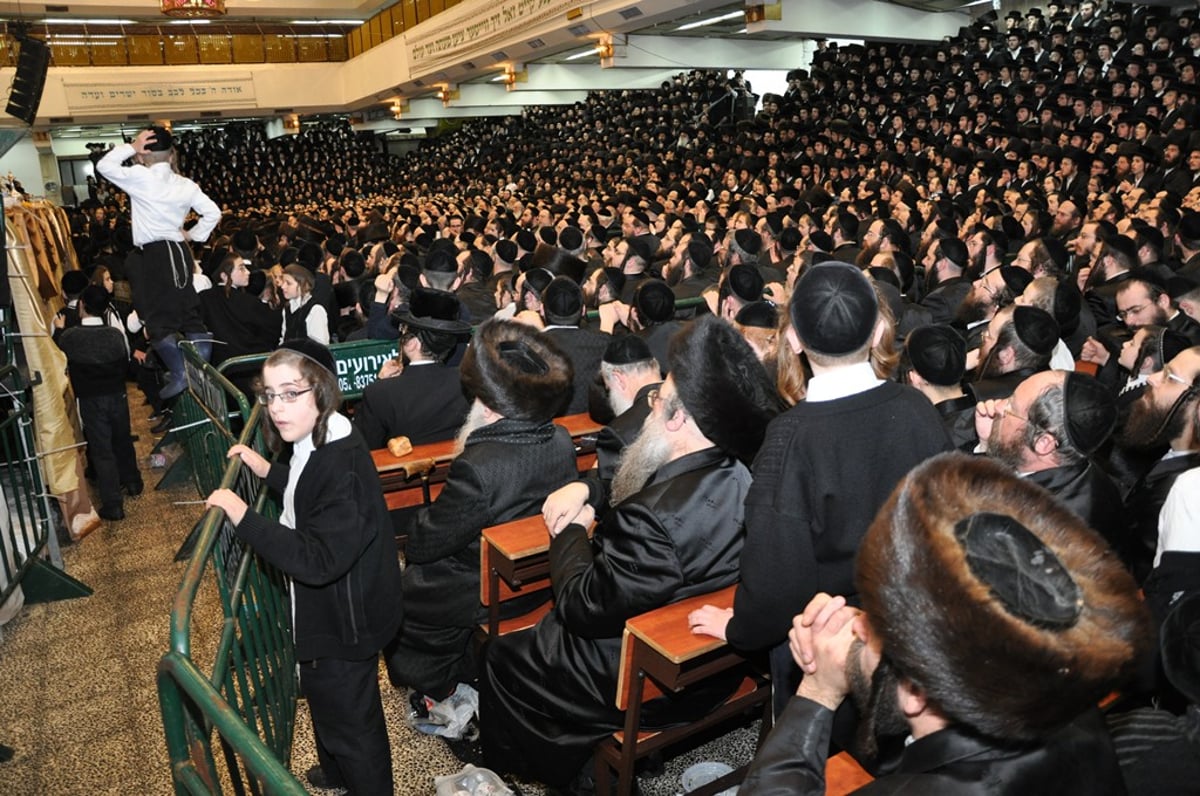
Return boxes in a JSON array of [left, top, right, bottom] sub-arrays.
[[975, 369, 1125, 552], [1081, 271, 1200, 380], [1117, 346, 1200, 580]]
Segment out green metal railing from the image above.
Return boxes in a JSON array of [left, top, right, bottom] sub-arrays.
[[158, 401, 306, 795]]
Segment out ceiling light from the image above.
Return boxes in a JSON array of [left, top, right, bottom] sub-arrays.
[[564, 47, 600, 60], [674, 10, 744, 32], [291, 19, 361, 25], [42, 18, 135, 25]]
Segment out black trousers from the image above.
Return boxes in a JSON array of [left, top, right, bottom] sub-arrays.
[[126, 241, 205, 343], [78, 392, 139, 510], [300, 655, 393, 796]]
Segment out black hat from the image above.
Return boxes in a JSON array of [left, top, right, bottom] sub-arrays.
[[669, 315, 780, 463], [542, 275, 583, 319], [858, 453, 1150, 741], [278, 337, 336, 375], [627, 235, 658, 263], [633, 279, 676, 324], [61, 270, 89, 296], [734, 300, 779, 329], [460, 319, 573, 422], [808, 230, 835, 252], [495, 239, 519, 265], [907, 325, 967, 386], [727, 264, 765, 303], [790, 263, 879, 356], [999, 266, 1033, 297], [1061, 372, 1117, 455], [732, 228, 763, 258], [232, 228, 258, 255], [1011, 305, 1058, 357], [1161, 592, 1200, 706], [145, 125, 174, 152], [602, 334, 655, 366], [397, 287, 471, 335]]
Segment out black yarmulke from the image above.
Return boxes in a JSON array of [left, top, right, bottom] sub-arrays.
[[999, 266, 1033, 297], [1062, 372, 1117, 455], [907, 325, 967, 386], [727, 264, 765, 303], [790, 263, 879, 356], [1012, 305, 1058, 357], [735, 300, 779, 329], [954, 512, 1082, 630], [278, 338, 336, 375], [602, 334, 654, 366], [542, 275, 583, 318], [634, 279, 675, 324]]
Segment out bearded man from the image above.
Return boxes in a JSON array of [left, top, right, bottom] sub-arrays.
[[1119, 345, 1200, 579], [480, 316, 779, 790], [741, 454, 1149, 795], [385, 320, 578, 706]]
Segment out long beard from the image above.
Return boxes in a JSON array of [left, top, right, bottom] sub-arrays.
[[608, 389, 634, 417], [610, 420, 673, 505], [453, 400, 491, 456], [1119, 392, 1190, 451], [954, 292, 992, 326]]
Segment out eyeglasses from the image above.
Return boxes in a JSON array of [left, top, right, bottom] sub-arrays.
[[256, 388, 313, 406], [1115, 303, 1149, 321], [1162, 366, 1194, 388]]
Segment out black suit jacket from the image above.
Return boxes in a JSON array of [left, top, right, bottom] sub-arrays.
[[545, 325, 611, 416], [353, 362, 468, 450]]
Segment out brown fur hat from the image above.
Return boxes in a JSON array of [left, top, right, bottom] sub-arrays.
[[460, 319, 573, 422], [669, 315, 780, 463], [857, 452, 1150, 740]]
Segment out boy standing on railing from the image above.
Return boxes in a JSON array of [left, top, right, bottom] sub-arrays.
[[56, 285, 142, 521]]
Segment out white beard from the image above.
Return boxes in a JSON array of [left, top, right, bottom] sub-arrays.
[[608, 389, 634, 417], [610, 419, 673, 505], [452, 400, 491, 456]]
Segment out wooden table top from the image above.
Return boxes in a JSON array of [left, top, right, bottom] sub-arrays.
[[625, 584, 737, 665], [372, 413, 602, 475]]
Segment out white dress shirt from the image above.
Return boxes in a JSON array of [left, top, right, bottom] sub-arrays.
[[95, 143, 221, 247]]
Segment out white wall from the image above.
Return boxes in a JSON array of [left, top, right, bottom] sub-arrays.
[[0, 134, 47, 198]]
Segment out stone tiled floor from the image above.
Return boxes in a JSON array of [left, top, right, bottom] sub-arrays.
[[0, 396, 757, 795]]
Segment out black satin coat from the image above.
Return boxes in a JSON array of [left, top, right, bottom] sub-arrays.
[[481, 447, 749, 787], [742, 697, 1127, 795], [1025, 461, 1126, 553], [387, 418, 577, 695]]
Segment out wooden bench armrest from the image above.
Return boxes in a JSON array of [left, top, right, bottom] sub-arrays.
[[483, 515, 553, 561], [624, 584, 737, 664], [372, 440, 456, 474]]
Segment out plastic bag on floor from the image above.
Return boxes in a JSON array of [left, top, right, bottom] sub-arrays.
[[434, 763, 513, 795], [411, 683, 479, 739]]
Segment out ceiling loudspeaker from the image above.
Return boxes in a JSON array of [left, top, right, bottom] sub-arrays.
[[7, 37, 50, 126]]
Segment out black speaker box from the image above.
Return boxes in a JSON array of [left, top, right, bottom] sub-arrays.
[[6, 37, 49, 126]]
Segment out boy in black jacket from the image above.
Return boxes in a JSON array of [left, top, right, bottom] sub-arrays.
[[56, 285, 142, 521]]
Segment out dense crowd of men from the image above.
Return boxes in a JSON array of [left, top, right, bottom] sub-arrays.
[[57, 1, 1200, 793]]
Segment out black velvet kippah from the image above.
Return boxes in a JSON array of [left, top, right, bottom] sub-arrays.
[[954, 512, 1082, 630]]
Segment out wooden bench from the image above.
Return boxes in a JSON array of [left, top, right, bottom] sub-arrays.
[[480, 515, 557, 638], [594, 584, 773, 796], [372, 412, 602, 513]]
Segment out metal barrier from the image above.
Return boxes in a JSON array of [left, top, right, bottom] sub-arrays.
[[158, 402, 306, 795], [0, 364, 90, 611], [161, 342, 256, 501]]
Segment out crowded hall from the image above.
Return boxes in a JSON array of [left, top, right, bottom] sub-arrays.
[[5, 0, 1200, 793]]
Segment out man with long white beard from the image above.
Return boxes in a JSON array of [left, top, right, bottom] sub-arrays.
[[385, 319, 578, 711], [480, 315, 779, 791]]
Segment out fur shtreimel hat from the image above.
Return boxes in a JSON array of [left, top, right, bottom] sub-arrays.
[[669, 315, 779, 463], [460, 319, 573, 422], [857, 453, 1150, 741]]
